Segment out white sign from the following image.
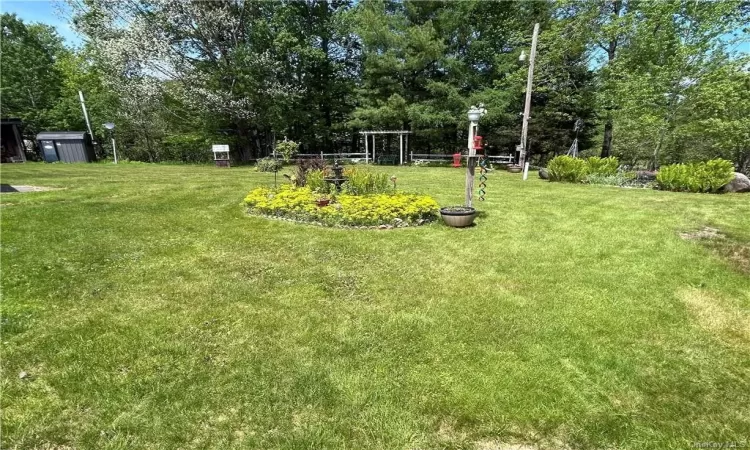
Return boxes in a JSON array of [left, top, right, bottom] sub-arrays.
[[212, 144, 229, 153]]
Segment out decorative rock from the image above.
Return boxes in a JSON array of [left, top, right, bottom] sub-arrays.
[[538, 168, 549, 180], [378, 224, 388, 229], [723, 172, 750, 193], [636, 170, 657, 181]]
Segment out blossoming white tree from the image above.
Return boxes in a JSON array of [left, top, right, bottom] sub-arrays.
[[69, 0, 297, 160]]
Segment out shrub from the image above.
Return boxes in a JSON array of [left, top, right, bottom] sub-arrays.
[[547, 155, 621, 183], [342, 167, 391, 195], [256, 157, 282, 172], [275, 139, 299, 162], [160, 133, 213, 163], [244, 185, 439, 227], [585, 156, 619, 176], [547, 156, 588, 182], [655, 164, 688, 192], [656, 159, 735, 193]]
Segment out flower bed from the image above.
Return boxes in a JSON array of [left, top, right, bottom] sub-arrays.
[[244, 185, 439, 228]]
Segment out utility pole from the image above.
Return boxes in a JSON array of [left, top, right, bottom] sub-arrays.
[[79, 91, 94, 139], [518, 23, 540, 169]]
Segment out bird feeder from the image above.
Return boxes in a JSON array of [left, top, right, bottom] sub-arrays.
[[452, 153, 462, 168], [473, 136, 484, 153]]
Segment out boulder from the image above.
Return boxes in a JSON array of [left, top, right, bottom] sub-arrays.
[[723, 172, 750, 193], [538, 168, 549, 180]]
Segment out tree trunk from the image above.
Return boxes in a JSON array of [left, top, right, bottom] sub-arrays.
[[600, 0, 621, 158], [235, 120, 252, 162], [252, 128, 263, 160], [321, 32, 332, 152], [650, 126, 668, 171], [601, 119, 613, 157], [143, 128, 155, 163]]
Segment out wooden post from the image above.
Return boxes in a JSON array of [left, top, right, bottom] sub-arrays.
[[364, 133, 369, 164], [519, 23, 540, 169], [465, 157, 477, 207], [405, 134, 409, 163], [372, 135, 376, 164], [399, 134, 403, 165]]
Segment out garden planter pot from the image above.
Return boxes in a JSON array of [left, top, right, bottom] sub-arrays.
[[507, 164, 522, 173], [440, 206, 477, 227]]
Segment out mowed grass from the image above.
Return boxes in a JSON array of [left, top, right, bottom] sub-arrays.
[[1, 163, 749, 450]]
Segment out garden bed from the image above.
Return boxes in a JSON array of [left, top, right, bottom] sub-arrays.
[[244, 185, 439, 228]]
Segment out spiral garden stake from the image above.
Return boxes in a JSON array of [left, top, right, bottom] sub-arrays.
[[478, 156, 488, 201]]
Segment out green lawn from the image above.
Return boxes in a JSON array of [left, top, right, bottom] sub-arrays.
[[1, 163, 749, 450]]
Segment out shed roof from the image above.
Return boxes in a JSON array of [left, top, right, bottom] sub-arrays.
[[36, 131, 88, 140]]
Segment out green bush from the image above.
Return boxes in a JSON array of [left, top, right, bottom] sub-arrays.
[[244, 185, 439, 227], [547, 155, 621, 183], [342, 167, 391, 195], [656, 159, 735, 193], [160, 133, 214, 163], [256, 157, 282, 172], [655, 164, 687, 192], [275, 139, 299, 162], [585, 156, 619, 176], [547, 156, 588, 182]]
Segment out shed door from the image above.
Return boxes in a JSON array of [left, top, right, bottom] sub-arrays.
[[41, 140, 59, 162]]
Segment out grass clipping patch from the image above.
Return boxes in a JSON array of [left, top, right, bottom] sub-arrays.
[[244, 185, 439, 228]]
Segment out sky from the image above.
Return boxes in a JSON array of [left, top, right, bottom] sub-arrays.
[[3, 0, 749, 56], [2, 0, 82, 47]]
